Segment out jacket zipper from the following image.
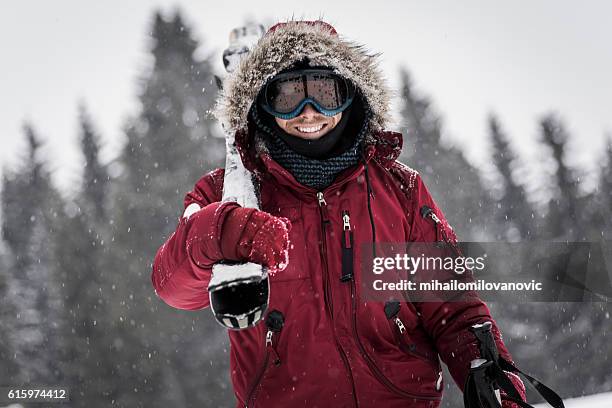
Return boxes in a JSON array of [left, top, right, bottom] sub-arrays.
[[384, 301, 443, 392], [341, 210, 354, 282], [384, 301, 439, 365], [349, 278, 440, 400], [420, 205, 463, 257], [341, 210, 437, 399], [245, 310, 284, 408], [317, 192, 359, 407], [343, 211, 435, 399]]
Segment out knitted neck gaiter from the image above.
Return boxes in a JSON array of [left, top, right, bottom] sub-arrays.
[[251, 96, 368, 190]]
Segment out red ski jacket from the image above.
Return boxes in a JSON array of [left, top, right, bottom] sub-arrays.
[[152, 20, 525, 408], [152, 128, 523, 407]]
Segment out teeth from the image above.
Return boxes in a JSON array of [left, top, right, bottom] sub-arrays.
[[297, 124, 324, 133]]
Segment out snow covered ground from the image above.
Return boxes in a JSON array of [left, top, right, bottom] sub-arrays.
[[534, 391, 612, 407]]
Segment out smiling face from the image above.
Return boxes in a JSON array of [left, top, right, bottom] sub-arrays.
[[274, 104, 342, 140]]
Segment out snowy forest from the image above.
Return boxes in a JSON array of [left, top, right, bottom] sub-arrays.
[[1, 10, 611, 408]]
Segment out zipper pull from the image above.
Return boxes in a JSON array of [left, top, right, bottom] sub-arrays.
[[419, 205, 441, 242], [385, 301, 407, 333], [342, 210, 352, 249], [317, 192, 330, 224], [394, 317, 407, 334], [420, 205, 462, 256], [430, 212, 441, 224], [265, 310, 284, 367], [317, 191, 327, 206], [265, 330, 281, 366], [342, 212, 350, 230], [265, 330, 273, 347], [340, 210, 354, 282], [420, 205, 439, 224]]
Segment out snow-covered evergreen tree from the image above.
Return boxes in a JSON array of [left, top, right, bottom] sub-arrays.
[[106, 10, 229, 406], [488, 113, 535, 240], [49, 106, 118, 406], [594, 135, 612, 240], [539, 114, 586, 241], [78, 104, 109, 219], [1, 124, 67, 385], [0, 247, 19, 384]]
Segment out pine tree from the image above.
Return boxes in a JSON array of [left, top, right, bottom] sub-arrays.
[[594, 135, 612, 240], [134, 10, 224, 210], [1, 124, 67, 385], [398, 68, 495, 240], [0, 247, 19, 384], [78, 103, 109, 219], [509, 115, 612, 398], [539, 114, 585, 240], [488, 113, 535, 239], [51, 105, 117, 406], [106, 10, 229, 406]]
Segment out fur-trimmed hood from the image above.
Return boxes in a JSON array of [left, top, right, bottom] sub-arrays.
[[215, 21, 392, 138]]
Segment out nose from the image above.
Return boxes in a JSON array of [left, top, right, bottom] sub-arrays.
[[298, 103, 319, 119]]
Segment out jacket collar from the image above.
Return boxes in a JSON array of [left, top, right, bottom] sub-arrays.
[[234, 128, 403, 196]]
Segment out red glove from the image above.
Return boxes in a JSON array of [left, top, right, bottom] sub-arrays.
[[187, 202, 291, 274], [220, 204, 291, 274]]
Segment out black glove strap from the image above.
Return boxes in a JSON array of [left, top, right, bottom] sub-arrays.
[[464, 322, 565, 408], [464, 360, 502, 408], [498, 358, 565, 408]]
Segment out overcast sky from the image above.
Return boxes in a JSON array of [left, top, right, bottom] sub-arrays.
[[1, 1, 611, 195]]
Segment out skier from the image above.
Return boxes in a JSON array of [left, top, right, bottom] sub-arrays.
[[151, 20, 527, 407]]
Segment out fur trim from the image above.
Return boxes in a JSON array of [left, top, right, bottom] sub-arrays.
[[214, 21, 391, 136]]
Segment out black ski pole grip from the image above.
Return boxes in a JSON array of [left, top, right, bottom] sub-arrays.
[[470, 321, 499, 363], [464, 360, 501, 408], [468, 321, 566, 408], [469, 322, 525, 403]]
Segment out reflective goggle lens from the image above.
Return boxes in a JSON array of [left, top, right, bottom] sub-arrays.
[[264, 70, 353, 115], [268, 76, 307, 113]]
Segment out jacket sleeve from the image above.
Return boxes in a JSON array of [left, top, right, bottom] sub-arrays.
[[151, 168, 226, 311], [407, 172, 525, 400]]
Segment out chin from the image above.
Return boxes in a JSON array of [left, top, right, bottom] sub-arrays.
[[290, 130, 331, 140]]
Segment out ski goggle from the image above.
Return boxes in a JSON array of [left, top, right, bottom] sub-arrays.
[[260, 69, 355, 119]]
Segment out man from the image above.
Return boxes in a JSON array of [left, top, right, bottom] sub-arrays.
[[151, 20, 525, 407]]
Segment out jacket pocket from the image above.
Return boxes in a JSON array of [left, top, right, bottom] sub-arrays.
[[384, 300, 444, 392], [384, 300, 437, 363], [245, 310, 284, 408]]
